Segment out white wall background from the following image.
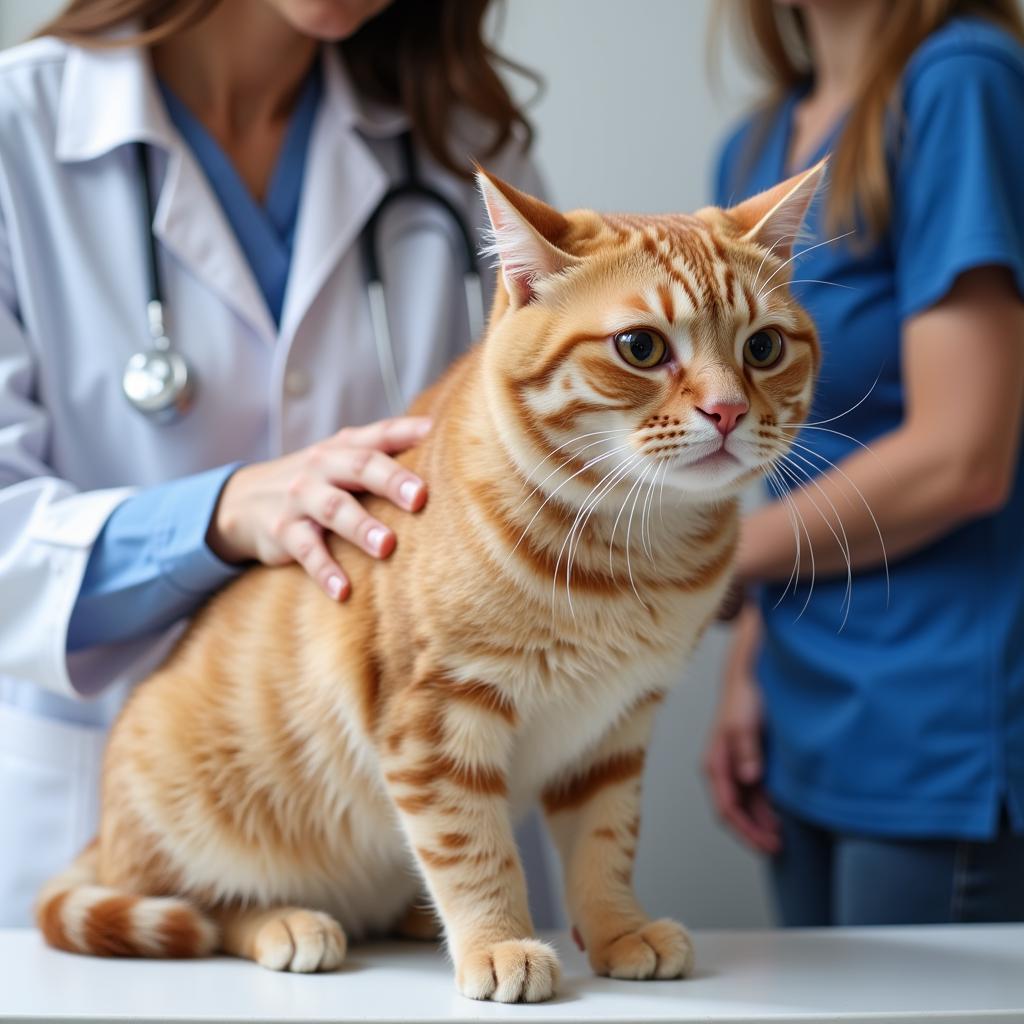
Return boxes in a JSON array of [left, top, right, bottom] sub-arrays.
[[0, 0, 771, 930]]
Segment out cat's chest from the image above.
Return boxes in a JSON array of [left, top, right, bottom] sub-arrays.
[[501, 591, 713, 801]]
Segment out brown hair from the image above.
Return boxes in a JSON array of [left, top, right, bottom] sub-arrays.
[[37, 0, 536, 179], [722, 0, 1024, 241]]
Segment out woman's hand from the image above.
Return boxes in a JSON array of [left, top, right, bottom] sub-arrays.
[[703, 604, 781, 854], [207, 416, 432, 600]]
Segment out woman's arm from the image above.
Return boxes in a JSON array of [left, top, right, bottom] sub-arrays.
[[738, 266, 1024, 585], [703, 604, 780, 853]]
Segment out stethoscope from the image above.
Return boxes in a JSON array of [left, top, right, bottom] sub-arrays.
[[122, 133, 485, 423]]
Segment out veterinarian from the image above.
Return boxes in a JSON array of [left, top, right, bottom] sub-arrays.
[[705, 0, 1024, 924], [0, 0, 548, 926]]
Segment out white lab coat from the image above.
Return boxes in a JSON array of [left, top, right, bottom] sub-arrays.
[[0, 34, 546, 926]]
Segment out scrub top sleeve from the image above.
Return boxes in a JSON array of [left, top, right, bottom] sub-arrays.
[[893, 48, 1024, 320], [66, 463, 244, 653]]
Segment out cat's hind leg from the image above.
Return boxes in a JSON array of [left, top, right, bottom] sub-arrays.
[[213, 905, 347, 973], [394, 894, 442, 941]]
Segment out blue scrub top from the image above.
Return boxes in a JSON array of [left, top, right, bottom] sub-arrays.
[[158, 65, 322, 326], [715, 17, 1024, 840]]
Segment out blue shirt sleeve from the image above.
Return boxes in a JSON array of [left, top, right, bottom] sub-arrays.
[[893, 42, 1024, 320], [66, 463, 244, 652]]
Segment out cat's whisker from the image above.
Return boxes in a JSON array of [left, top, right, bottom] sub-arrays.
[[765, 460, 817, 619], [647, 462, 667, 551], [561, 458, 638, 618], [568, 458, 644, 610], [756, 230, 856, 298], [779, 422, 877, 453], [783, 369, 883, 428], [752, 230, 801, 293], [765, 464, 812, 613], [762, 435, 890, 606], [773, 455, 854, 631], [608, 457, 650, 580], [512, 429, 635, 515], [505, 442, 636, 567], [777, 423, 892, 479], [657, 459, 669, 529], [639, 462, 660, 561], [561, 455, 642, 617], [623, 466, 652, 610], [764, 465, 803, 605], [556, 453, 642, 613], [761, 278, 858, 300]]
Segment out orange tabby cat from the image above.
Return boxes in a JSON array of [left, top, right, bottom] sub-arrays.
[[37, 161, 823, 1003]]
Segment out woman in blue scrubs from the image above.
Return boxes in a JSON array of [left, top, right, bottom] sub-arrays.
[[705, 0, 1024, 925]]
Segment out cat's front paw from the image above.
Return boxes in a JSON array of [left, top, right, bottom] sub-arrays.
[[456, 938, 561, 1002], [589, 918, 694, 980]]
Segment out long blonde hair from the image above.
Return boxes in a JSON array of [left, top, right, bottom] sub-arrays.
[[724, 0, 1024, 241]]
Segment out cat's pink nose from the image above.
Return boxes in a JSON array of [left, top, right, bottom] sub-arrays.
[[697, 399, 749, 436]]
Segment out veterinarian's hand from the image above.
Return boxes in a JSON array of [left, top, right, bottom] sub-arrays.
[[703, 604, 781, 855], [207, 416, 432, 600]]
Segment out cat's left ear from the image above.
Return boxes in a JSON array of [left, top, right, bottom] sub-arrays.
[[726, 158, 828, 259], [476, 168, 580, 307]]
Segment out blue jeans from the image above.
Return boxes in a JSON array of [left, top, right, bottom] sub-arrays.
[[771, 807, 1024, 926]]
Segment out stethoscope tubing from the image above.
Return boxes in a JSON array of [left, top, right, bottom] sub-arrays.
[[125, 132, 483, 422], [359, 133, 484, 415]]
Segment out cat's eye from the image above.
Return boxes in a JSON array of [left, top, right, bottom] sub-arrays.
[[743, 328, 784, 369], [615, 329, 667, 369]]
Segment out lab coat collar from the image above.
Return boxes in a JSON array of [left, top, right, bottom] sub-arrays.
[[56, 39, 278, 341], [54, 38, 406, 347], [55, 37, 407, 161], [55, 37, 176, 162]]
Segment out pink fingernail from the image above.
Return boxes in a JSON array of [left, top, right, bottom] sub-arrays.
[[327, 575, 343, 600], [367, 526, 389, 551], [400, 480, 420, 506]]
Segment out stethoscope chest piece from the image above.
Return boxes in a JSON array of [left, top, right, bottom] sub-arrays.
[[122, 296, 195, 423], [122, 344, 194, 423]]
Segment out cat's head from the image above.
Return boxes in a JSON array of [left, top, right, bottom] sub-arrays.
[[476, 163, 824, 502]]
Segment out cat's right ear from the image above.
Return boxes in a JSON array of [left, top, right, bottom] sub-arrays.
[[725, 158, 828, 259], [476, 168, 580, 308]]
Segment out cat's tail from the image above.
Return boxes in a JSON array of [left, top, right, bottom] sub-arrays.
[[35, 842, 218, 958]]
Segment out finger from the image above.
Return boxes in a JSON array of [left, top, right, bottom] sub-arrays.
[[706, 741, 778, 853], [729, 727, 763, 785], [281, 520, 350, 600], [738, 789, 782, 854], [704, 740, 740, 819], [322, 449, 427, 512], [334, 416, 433, 454], [299, 485, 396, 559], [723, 795, 779, 854], [748, 789, 782, 837]]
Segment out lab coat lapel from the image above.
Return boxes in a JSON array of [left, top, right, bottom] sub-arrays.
[[152, 148, 278, 344], [56, 40, 278, 346], [278, 49, 394, 343]]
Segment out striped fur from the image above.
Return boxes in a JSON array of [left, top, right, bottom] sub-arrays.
[[38, 166, 821, 1002]]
